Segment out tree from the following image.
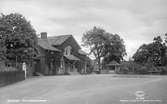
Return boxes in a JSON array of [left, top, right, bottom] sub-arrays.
[[162, 33, 167, 65], [0, 13, 38, 67], [82, 26, 106, 73], [82, 26, 126, 73], [103, 34, 126, 64], [133, 44, 150, 64], [0, 23, 7, 61], [152, 36, 166, 66], [165, 33, 167, 44], [133, 35, 167, 66]]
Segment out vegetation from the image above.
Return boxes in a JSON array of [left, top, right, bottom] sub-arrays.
[[82, 27, 106, 73], [133, 35, 167, 66], [0, 12, 166, 75], [82, 26, 126, 73], [0, 13, 38, 68], [103, 33, 126, 64], [119, 34, 167, 75]]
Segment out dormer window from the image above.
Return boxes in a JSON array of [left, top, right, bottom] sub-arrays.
[[64, 46, 72, 56]]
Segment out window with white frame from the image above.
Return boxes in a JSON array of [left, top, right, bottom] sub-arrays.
[[64, 46, 72, 55]]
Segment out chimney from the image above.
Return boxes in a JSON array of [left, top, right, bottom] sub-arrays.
[[41, 32, 47, 39]]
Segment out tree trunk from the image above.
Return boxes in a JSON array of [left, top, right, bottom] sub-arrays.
[[98, 57, 101, 74]]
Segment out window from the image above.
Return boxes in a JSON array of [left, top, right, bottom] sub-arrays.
[[64, 46, 72, 55]]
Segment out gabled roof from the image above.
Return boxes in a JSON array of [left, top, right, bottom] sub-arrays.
[[48, 35, 72, 46], [64, 55, 80, 61], [107, 60, 120, 66], [38, 39, 61, 52]]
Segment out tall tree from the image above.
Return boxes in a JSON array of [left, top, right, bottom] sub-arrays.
[[0, 23, 7, 61], [152, 36, 166, 66], [133, 44, 150, 64], [82, 26, 106, 73], [0, 13, 38, 67], [103, 33, 126, 64], [162, 33, 167, 65], [133, 35, 167, 66], [82, 26, 126, 72]]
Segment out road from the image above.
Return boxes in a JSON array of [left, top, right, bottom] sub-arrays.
[[0, 74, 167, 104]]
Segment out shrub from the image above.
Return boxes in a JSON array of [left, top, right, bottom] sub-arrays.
[[158, 66, 167, 75], [120, 61, 142, 74], [136, 66, 148, 74], [0, 66, 18, 72], [121, 67, 129, 74]]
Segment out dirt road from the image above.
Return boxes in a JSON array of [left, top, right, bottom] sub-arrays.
[[0, 74, 167, 104]]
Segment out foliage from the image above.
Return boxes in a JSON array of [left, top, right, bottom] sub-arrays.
[[120, 61, 142, 74], [121, 67, 129, 74], [133, 44, 150, 64], [133, 35, 167, 66], [120, 62, 129, 74], [103, 34, 126, 64], [136, 66, 148, 74], [119, 61, 167, 75], [82, 26, 126, 73], [0, 66, 18, 72], [0, 13, 38, 65], [82, 26, 107, 72], [158, 66, 167, 75], [165, 33, 167, 44], [0, 17, 7, 61]]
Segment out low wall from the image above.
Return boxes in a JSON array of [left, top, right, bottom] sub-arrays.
[[0, 71, 25, 87]]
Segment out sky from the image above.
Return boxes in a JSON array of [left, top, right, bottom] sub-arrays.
[[0, 0, 167, 59]]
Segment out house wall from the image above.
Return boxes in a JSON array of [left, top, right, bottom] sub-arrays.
[[36, 35, 91, 75], [54, 36, 89, 73], [35, 46, 48, 75], [45, 50, 62, 74], [35, 46, 62, 75]]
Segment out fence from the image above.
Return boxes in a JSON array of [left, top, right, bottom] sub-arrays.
[[0, 71, 25, 87]]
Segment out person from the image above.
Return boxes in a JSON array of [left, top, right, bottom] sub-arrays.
[[22, 62, 26, 78]]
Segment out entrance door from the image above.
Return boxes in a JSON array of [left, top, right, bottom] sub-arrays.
[[35, 60, 41, 73]]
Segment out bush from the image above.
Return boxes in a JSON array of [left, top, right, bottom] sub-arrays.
[[0, 66, 18, 72], [158, 66, 167, 75], [121, 67, 129, 74], [136, 66, 148, 74], [132, 63, 142, 73], [120, 62, 129, 73], [120, 61, 142, 74], [120, 61, 167, 75]]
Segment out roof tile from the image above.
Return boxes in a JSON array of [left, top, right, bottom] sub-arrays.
[[48, 35, 72, 46], [38, 39, 61, 52]]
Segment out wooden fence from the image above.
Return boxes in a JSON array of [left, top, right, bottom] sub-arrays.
[[0, 71, 25, 87]]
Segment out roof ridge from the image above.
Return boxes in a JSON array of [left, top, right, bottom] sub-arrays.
[[47, 34, 73, 46], [48, 34, 72, 38], [38, 39, 61, 52]]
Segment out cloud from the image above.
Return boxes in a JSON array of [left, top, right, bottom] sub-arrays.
[[0, 0, 167, 59]]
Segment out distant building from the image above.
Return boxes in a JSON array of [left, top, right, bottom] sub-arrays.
[[106, 60, 120, 73], [101, 60, 120, 74]]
